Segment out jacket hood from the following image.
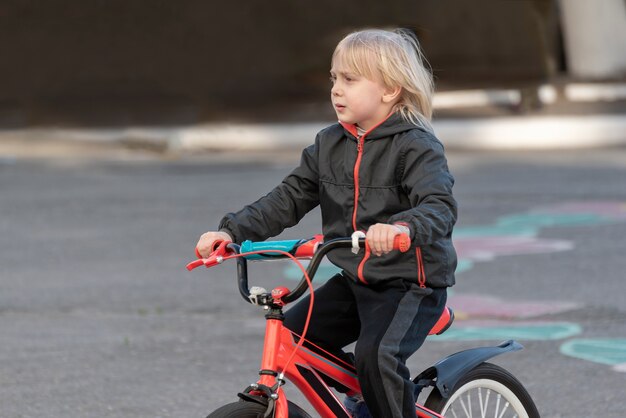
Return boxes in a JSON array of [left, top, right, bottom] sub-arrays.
[[339, 113, 422, 141]]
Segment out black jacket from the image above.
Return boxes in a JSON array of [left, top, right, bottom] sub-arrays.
[[219, 114, 457, 287]]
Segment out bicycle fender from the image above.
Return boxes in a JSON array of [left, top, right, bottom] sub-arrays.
[[413, 340, 523, 398]]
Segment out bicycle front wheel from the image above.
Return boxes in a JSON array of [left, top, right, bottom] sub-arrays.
[[424, 362, 539, 418], [207, 400, 311, 418]]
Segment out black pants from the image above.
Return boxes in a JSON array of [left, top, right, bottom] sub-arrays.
[[284, 273, 447, 418]]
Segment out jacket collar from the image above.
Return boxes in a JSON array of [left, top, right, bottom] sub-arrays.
[[339, 113, 418, 141]]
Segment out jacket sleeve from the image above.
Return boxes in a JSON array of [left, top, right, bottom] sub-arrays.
[[388, 135, 457, 245], [218, 140, 320, 243]]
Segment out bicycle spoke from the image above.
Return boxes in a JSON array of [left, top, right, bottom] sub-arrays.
[[481, 388, 491, 418], [496, 401, 510, 418], [444, 388, 526, 418], [458, 394, 471, 418], [448, 408, 459, 418], [494, 394, 501, 418]]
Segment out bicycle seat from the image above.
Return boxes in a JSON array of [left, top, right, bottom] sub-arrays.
[[428, 306, 454, 336]]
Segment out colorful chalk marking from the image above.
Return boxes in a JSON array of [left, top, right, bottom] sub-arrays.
[[432, 322, 582, 342], [284, 259, 340, 281], [448, 294, 580, 320], [560, 339, 626, 371], [452, 201, 626, 272]]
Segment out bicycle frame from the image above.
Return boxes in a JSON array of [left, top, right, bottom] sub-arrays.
[[254, 306, 445, 418], [257, 312, 357, 417]]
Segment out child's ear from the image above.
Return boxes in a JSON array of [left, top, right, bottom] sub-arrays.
[[382, 86, 402, 104]]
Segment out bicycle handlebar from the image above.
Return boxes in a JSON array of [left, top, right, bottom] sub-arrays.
[[187, 234, 411, 305]]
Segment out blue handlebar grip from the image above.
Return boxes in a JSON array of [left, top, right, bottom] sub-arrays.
[[240, 239, 301, 260]]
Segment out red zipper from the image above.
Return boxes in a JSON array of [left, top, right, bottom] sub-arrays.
[[340, 113, 393, 284], [346, 115, 391, 232], [353, 136, 367, 283], [352, 137, 364, 231]]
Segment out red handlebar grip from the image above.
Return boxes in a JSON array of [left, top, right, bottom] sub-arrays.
[[195, 240, 232, 259], [393, 234, 411, 252], [211, 240, 226, 252]]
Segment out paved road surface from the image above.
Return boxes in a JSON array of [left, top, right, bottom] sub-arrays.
[[1, 148, 626, 417]]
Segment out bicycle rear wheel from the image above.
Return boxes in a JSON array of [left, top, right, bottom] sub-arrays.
[[424, 362, 539, 418], [207, 400, 311, 418]]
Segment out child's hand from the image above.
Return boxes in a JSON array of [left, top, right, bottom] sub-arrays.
[[365, 223, 409, 256], [196, 231, 232, 258]]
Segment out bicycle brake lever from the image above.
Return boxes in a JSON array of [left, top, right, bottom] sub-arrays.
[[188, 240, 233, 271], [186, 259, 205, 271], [203, 254, 225, 267]]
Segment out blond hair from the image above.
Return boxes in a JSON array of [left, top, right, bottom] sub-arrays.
[[332, 29, 435, 132]]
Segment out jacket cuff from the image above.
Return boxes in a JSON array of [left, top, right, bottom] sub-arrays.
[[393, 222, 412, 238], [218, 227, 236, 243]]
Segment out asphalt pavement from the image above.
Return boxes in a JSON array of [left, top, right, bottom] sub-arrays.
[[1, 146, 626, 417]]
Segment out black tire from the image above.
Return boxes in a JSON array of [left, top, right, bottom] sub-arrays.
[[424, 362, 539, 418], [207, 400, 312, 418], [207, 401, 265, 418]]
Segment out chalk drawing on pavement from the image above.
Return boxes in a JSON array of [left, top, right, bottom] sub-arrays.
[[452, 201, 626, 274], [431, 321, 582, 342], [560, 339, 626, 373], [284, 259, 340, 281], [448, 293, 580, 320], [431, 293, 582, 342]]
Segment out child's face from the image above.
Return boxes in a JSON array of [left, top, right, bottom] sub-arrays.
[[330, 64, 396, 132]]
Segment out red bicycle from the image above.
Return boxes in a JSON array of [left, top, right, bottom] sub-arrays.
[[187, 234, 539, 418]]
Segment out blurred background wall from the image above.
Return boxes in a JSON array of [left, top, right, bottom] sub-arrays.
[[0, 0, 624, 127]]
